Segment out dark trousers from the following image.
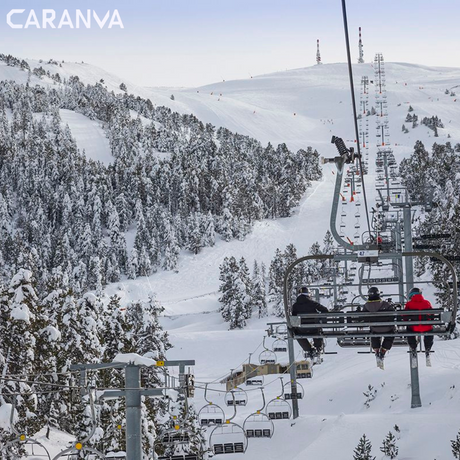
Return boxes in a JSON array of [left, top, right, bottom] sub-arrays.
[[371, 336, 394, 351], [407, 333, 433, 351], [297, 338, 324, 352]]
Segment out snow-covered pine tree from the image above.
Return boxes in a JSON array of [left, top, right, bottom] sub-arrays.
[[452, 429, 460, 459], [353, 434, 375, 460], [202, 211, 216, 247], [58, 292, 103, 435], [238, 257, 253, 320], [162, 220, 180, 271], [2, 270, 41, 435], [380, 431, 399, 459], [218, 256, 249, 329], [252, 261, 268, 318], [97, 295, 132, 454], [268, 248, 285, 317], [187, 213, 203, 255]]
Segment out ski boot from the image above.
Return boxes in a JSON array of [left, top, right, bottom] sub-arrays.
[[425, 350, 432, 367], [410, 348, 418, 369]]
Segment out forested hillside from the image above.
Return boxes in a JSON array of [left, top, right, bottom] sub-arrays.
[[0, 54, 322, 294]]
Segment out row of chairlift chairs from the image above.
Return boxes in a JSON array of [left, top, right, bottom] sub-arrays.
[[198, 330, 294, 455], [199, 377, 305, 456], [0, 337, 291, 460]]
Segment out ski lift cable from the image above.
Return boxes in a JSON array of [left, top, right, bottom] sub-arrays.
[[0, 376, 81, 389], [341, 0, 372, 238], [194, 339, 265, 385], [194, 349, 303, 389], [1, 369, 80, 378], [194, 349, 304, 393]]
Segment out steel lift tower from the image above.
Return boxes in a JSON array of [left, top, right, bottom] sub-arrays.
[[316, 39, 322, 65], [359, 76, 370, 171], [358, 27, 364, 63]]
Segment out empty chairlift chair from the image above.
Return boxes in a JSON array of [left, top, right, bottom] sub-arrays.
[[265, 378, 292, 420], [283, 381, 305, 401], [243, 389, 274, 439], [210, 393, 248, 455], [272, 339, 288, 353], [225, 388, 248, 407], [198, 384, 225, 426], [259, 337, 277, 365]]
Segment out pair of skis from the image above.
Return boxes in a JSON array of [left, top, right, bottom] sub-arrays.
[[374, 350, 433, 370], [411, 350, 432, 368]]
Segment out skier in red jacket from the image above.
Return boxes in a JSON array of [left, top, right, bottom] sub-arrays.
[[404, 287, 433, 353]]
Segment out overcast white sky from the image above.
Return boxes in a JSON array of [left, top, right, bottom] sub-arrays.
[[2, 0, 460, 87]]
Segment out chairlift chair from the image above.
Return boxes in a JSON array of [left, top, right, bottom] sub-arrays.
[[283, 253, 458, 343], [265, 379, 292, 420], [243, 389, 274, 439], [209, 393, 248, 455], [272, 339, 288, 353], [246, 376, 264, 386], [258, 337, 277, 365], [283, 381, 305, 401], [0, 438, 52, 460], [225, 388, 248, 407], [198, 384, 225, 426], [198, 402, 225, 426], [266, 398, 292, 420], [209, 424, 248, 455]]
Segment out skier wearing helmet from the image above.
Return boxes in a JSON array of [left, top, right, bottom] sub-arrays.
[[404, 287, 434, 365], [292, 286, 329, 359], [363, 286, 395, 369]]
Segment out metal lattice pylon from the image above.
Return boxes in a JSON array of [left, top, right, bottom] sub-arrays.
[[374, 53, 390, 147], [359, 76, 370, 171]]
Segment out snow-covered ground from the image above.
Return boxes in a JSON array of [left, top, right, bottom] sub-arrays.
[[2, 58, 460, 458], [59, 109, 112, 165]]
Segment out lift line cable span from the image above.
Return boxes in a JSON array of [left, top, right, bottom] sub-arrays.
[[341, 0, 372, 238], [194, 350, 304, 393]]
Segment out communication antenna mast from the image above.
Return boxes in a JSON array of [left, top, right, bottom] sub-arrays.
[[358, 27, 364, 63], [316, 39, 322, 65]]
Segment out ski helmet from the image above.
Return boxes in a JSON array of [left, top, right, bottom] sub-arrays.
[[408, 287, 422, 299], [299, 286, 310, 295], [367, 286, 381, 300]]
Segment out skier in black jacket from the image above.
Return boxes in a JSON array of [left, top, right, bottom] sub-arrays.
[[292, 287, 329, 357]]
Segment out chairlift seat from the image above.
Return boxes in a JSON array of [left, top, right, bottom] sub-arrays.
[[289, 309, 453, 339]]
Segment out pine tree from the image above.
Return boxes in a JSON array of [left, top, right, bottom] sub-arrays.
[[238, 257, 253, 320], [252, 261, 268, 318], [452, 429, 460, 459], [353, 434, 375, 460], [218, 257, 249, 329], [126, 296, 170, 358], [380, 431, 399, 459], [268, 248, 285, 317]]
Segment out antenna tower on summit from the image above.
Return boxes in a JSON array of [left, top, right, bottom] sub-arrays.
[[358, 27, 364, 63], [316, 39, 322, 65]]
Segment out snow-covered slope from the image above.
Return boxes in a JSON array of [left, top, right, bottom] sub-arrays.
[[3, 58, 460, 458], [148, 62, 460, 153]]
